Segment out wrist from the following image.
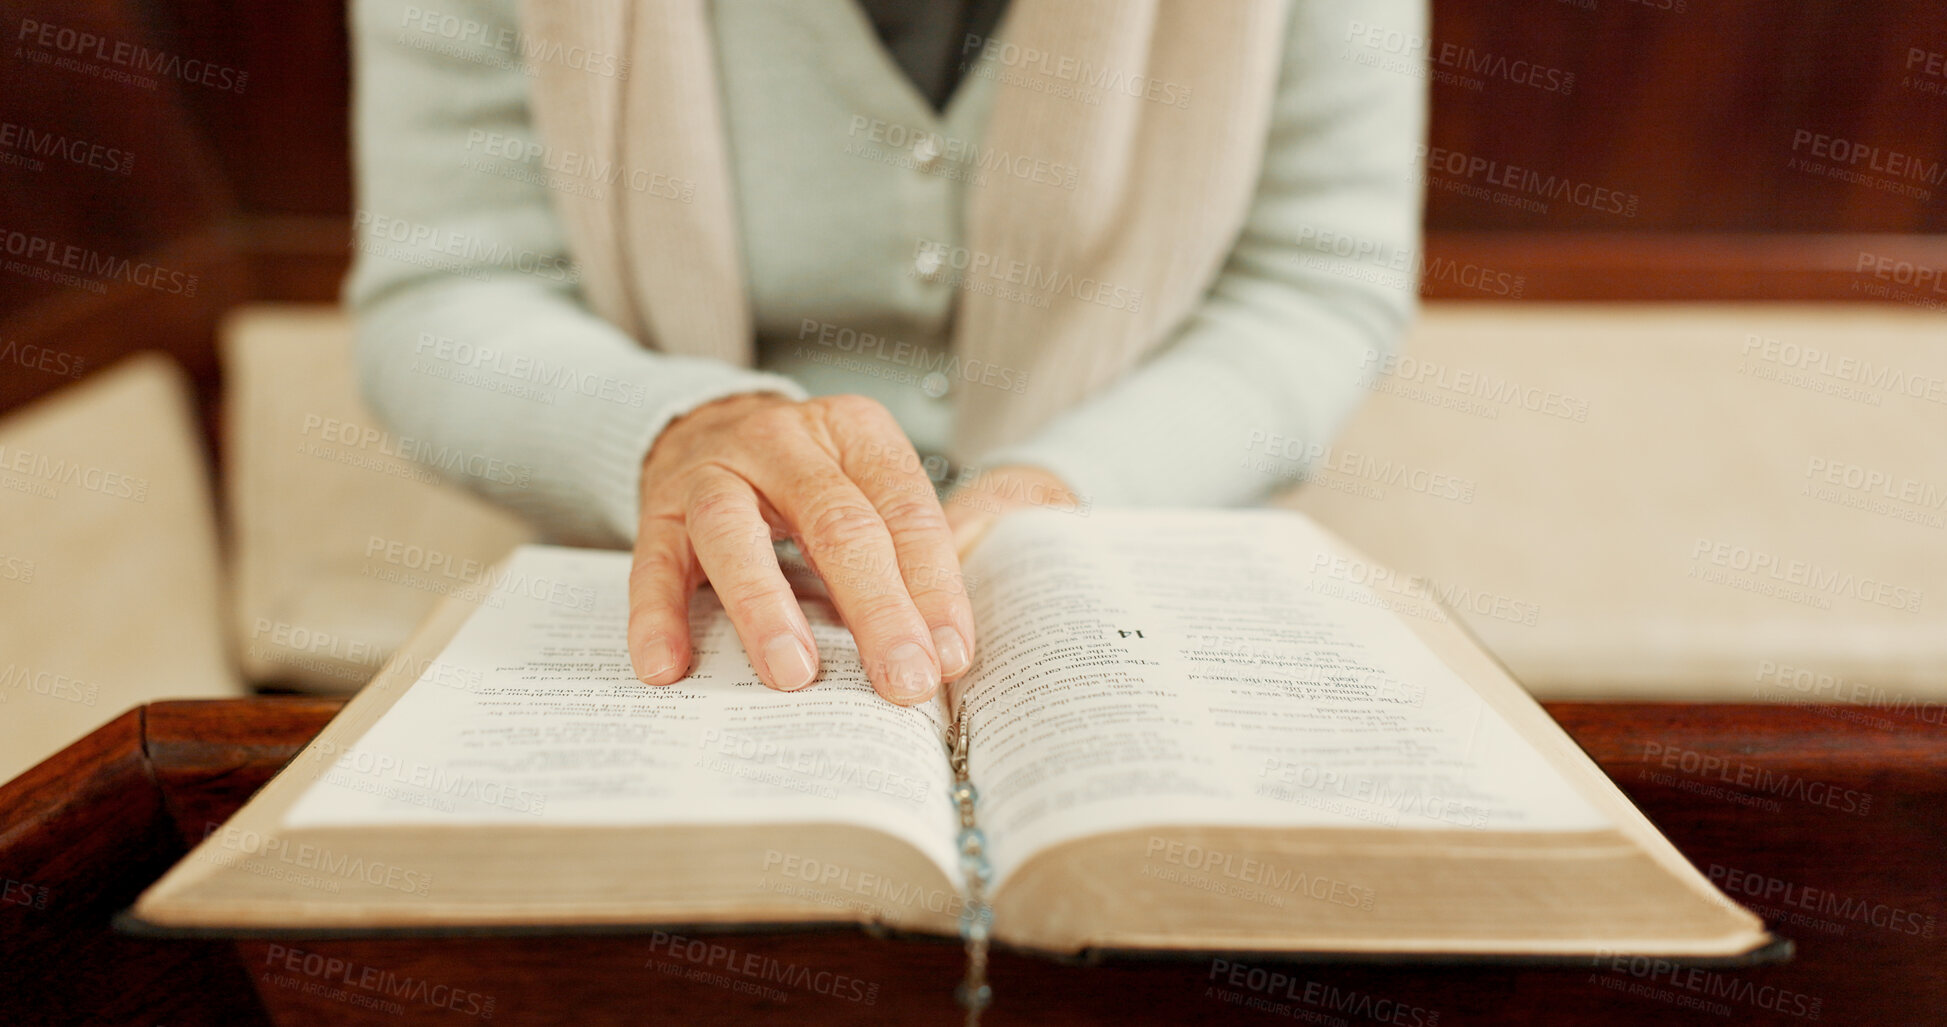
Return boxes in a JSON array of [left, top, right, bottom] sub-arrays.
[[647, 392, 789, 464], [640, 392, 795, 512]]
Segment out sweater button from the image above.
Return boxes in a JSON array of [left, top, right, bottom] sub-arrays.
[[914, 246, 945, 281], [913, 136, 944, 172], [921, 371, 951, 398]]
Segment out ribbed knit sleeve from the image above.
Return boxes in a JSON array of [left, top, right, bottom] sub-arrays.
[[345, 0, 805, 545]]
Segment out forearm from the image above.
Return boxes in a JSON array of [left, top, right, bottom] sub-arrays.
[[977, 282, 1408, 508], [976, 0, 1426, 508], [356, 278, 804, 544], [345, 0, 802, 544]]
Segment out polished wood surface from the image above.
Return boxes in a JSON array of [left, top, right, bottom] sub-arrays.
[[0, 705, 294, 1027], [1, 698, 1940, 1025], [1423, 0, 1947, 233], [1418, 231, 1947, 301]]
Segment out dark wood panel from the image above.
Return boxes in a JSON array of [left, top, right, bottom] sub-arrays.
[[147, 697, 350, 848], [9, 0, 1931, 236], [0, 0, 236, 305], [174, 220, 1947, 308], [147, 0, 353, 219], [1423, 0, 1947, 232], [0, 706, 271, 1027], [1421, 231, 1947, 302], [1552, 703, 1947, 1027], [0, 0, 245, 423]]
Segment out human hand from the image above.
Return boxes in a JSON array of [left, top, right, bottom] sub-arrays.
[[627, 392, 973, 706], [942, 464, 1082, 558]]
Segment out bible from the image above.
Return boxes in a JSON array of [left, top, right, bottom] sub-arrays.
[[131, 509, 1773, 962]]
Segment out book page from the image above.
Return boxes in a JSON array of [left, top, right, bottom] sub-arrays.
[[957, 510, 1611, 887], [283, 545, 960, 881]]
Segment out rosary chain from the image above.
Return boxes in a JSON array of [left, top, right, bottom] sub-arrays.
[[946, 711, 993, 1025]]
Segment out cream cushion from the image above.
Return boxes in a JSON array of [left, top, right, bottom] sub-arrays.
[[1292, 304, 1947, 702], [224, 305, 533, 692], [0, 354, 244, 785], [228, 302, 1947, 704]]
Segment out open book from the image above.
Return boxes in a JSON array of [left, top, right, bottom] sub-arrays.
[[132, 510, 1773, 961]]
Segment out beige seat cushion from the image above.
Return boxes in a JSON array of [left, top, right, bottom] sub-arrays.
[[0, 354, 244, 785], [228, 302, 1947, 705], [1291, 303, 1947, 702], [224, 305, 533, 692]]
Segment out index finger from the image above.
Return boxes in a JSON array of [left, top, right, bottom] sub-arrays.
[[753, 445, 941, 706], [838, 433, 977, 683]]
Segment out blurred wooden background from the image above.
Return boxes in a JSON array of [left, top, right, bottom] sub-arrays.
[[2, 0, 1945, 425]]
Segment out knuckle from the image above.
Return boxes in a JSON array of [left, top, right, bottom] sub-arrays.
[[628, 557, 674, 596], [714, 575, 786, 613], [852, 436, 921, 482], [819, 393, 892, 426], [684, 491, 772, 565], [738, 404, 806, 446], [879, 494, 950, 535], [697, 525, 773, 570], [845, 594, 923, 641], [908, 562, 972, 603], [629, 548, 686, 599], [685, 486, 750, 527], [703, 532, 775, 574], [804, 501, 889, 553]]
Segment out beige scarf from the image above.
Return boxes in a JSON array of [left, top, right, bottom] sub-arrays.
[[519, 0, 1289, 459]]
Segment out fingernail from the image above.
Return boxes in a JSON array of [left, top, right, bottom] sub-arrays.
[[763, 633, 818, 691], [884, 641, 938, 703], [636, 637, 680, 684], [932, 626, 971, 678]]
